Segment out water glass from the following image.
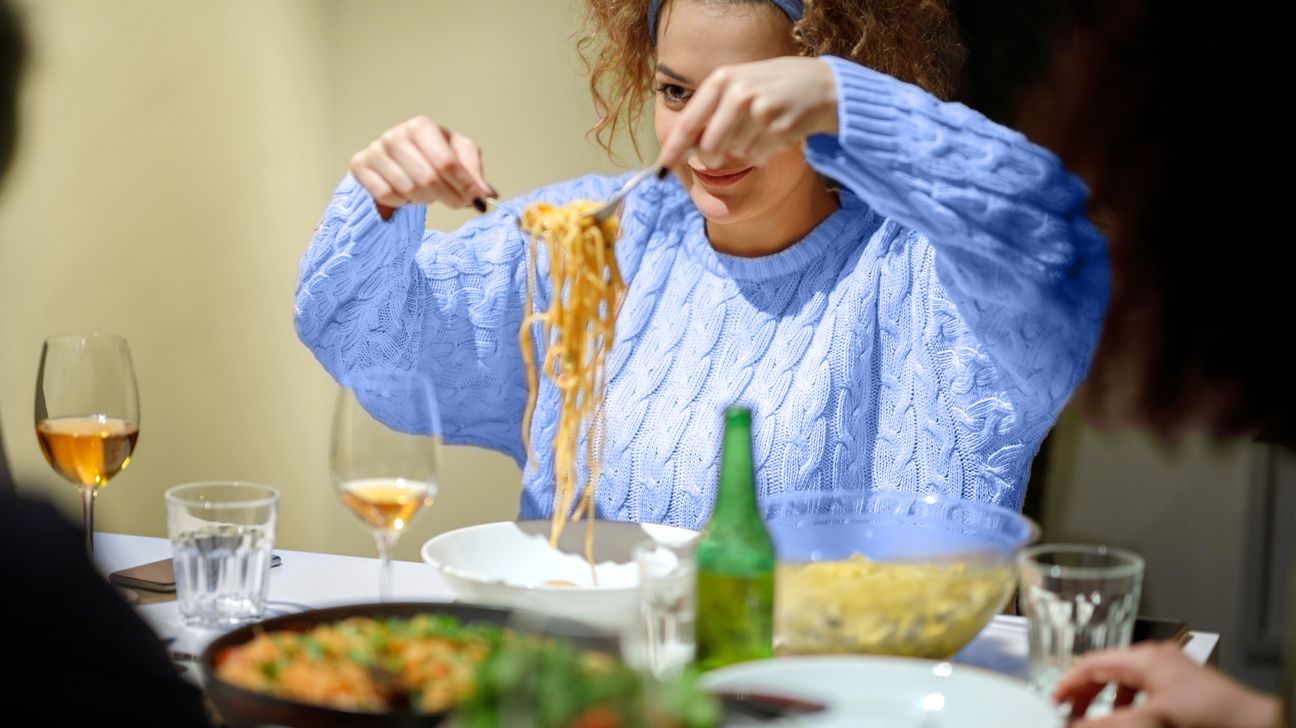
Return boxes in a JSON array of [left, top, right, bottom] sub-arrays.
[[1018, 543, 1145, 694], [634, 539, 696, 679], [166, 481, 279, 628]]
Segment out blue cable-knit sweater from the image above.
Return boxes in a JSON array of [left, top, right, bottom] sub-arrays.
[[295, 56, 1109, 530]]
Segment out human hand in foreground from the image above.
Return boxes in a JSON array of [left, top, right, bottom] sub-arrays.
[[1052, 642, 1281, 728]]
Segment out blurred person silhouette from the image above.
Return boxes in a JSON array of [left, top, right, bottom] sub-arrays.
[[0, 2, 211, 723], [953, 1, 1291, 725]]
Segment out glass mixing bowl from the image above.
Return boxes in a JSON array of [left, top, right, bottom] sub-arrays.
[[765, 491, 1038, 659]]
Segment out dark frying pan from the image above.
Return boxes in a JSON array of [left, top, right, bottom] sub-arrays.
[[200, 601, 611, 728]]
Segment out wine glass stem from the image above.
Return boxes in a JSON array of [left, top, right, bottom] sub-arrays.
[[81, 486, 95, 557], [375, 531, 397, 602]]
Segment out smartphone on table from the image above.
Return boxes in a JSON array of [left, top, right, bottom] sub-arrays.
[[109, 553, 282, 592]]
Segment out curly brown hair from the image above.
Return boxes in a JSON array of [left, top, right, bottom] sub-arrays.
[[578, 0, 965, 160]]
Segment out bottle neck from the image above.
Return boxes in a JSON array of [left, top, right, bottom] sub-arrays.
[[711, 409, 761, 527]]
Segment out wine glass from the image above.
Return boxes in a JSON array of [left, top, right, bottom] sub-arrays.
[[330, 369, 442, 601], [34, 334, 140, 556]]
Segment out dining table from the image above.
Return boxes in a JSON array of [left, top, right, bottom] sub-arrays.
[[93, 531, 1221, 708]]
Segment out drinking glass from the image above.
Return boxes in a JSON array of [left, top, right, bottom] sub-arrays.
[[331, 369, 441, 601], [633, 539, 696, 680], [166, 481, 279, 628], [34, 334, 140, 556], [1018, 543, 1145, 695]]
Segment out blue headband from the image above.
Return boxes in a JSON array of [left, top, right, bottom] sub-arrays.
[[648, 0, 805, 45]]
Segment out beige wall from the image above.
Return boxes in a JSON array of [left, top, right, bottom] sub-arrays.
[[0, 0, 635, 561]]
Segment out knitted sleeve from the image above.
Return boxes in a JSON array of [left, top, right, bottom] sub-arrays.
[[804, 55, 1110, 426], [294, 173, 622, 463]]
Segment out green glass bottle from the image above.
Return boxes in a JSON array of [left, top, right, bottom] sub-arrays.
[[694, 406, 775, 671]]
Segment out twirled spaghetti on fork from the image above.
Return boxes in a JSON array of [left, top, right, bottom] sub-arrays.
[[518, 201, 623, 568]]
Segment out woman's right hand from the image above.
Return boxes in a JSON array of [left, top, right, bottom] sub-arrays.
[[349, 116, 494, 217]]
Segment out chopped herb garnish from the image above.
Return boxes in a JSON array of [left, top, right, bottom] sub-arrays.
[[258, 661, 281, 682], [301, 636, 325, 663]]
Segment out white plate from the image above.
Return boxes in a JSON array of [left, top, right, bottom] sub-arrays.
[[421, 520, 697, 631], [703, 656, 1061, 727]]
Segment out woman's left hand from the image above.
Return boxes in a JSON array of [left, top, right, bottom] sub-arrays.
[[657, 57, 838, 172]]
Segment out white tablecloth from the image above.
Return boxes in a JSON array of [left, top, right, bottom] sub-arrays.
[[92, 531, 1220, 682]]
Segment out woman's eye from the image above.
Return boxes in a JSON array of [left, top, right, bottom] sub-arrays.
[[656, 83, 692, 105]]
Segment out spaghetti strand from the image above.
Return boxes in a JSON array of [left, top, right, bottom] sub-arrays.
[[517, 201, 623, 558]]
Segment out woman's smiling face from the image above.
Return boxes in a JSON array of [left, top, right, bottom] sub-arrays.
[[652, 0, 817, 232]]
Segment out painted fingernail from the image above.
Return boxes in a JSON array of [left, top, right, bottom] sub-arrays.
[[472, 198, 487, 213], [657, 166, 671, 180]]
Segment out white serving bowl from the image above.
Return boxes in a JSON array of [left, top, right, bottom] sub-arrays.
[[421, 520, 697, 632]]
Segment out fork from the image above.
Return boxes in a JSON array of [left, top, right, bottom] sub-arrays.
[[588, 164, 670, 224], [479, 164, 668, 224]]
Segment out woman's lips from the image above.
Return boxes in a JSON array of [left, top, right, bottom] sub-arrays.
[[689, 166, 754, 187]]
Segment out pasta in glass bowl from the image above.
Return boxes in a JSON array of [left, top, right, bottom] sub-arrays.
[[765, 492, 1038, 659]]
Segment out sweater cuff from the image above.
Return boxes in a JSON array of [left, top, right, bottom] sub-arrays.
[[334, 173, 428, 252], [805, 55, 909, 173]]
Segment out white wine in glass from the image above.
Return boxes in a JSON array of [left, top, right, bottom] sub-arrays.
[[331, 369, 441, 601], [34, 334, 140, 556], [338, 478, 436, 532]]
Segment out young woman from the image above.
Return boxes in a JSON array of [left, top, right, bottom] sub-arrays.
[[295, 0, 1108, 529]]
